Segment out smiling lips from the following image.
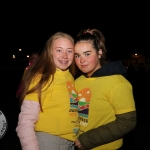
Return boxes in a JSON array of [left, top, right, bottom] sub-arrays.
[[59, 60, 69, 64]]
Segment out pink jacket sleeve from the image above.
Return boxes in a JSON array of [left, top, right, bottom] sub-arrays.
[[16, 100, 40, 150]]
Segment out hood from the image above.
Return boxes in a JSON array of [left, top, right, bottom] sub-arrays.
[[90, 60, 127, 77]]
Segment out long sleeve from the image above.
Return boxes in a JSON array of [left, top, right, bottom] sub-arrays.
[[16, 100, 40, 150], [78, 111, 136, 149]]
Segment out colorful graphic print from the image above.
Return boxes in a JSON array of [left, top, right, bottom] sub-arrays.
[[77, 88, 91, 125], [66, 81, 78, 109], [66, 81, 79, 135]]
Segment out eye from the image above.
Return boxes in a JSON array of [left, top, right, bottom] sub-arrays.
[[68, 49, 73, 53], [56, 49, 61, 52], [85, 53, 90, 56], [75, 54, 79, 58]]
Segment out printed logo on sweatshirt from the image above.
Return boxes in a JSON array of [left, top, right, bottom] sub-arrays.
[[66, 81, 78, 116], [66, 81, 79, 136], [77, 88, 91, 126], [0, 110, 8, 139]]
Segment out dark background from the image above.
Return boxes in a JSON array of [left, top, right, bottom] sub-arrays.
[[0, 1, 150, 150], [1, 1, 150, 58]]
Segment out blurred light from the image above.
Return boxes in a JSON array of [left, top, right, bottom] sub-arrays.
[[13, 55, 15, 58], [135, 53, 137, 55], [19, 49, 22, 51], [27, 55, 29, 58]]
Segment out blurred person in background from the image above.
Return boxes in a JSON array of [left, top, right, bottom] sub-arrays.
[[16, 52, 40, 98]]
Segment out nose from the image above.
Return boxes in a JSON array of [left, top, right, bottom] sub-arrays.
[[62, 51, 68, 59], [80, 56, 86, 63]]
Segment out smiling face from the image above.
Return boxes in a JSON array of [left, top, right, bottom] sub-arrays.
[[74, 41, 102, 77], [52, 38, 74, 71]]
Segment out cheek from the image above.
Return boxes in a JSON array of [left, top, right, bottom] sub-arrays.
[[68, 54, 74, 60], [75, 58, 80, 65], [52, 53, 57, 59], [88, 56, 99, 65]]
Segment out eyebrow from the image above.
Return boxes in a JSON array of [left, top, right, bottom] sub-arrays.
[[55, 47, 73, 49], [75, 50, 91, 54], [84, 50, 91, 53]]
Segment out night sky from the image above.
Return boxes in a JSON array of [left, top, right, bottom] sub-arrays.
[[1, 2, 149, 59]]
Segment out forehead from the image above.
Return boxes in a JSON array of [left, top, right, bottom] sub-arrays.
[[53, 38, 73, 47], [30, 54, 38, 59], [32, 54, 38, 57], [75, 41, 93, 50], [75, 41, 92, 46]]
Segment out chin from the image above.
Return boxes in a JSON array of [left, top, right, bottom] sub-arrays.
[[60, 67, 69, 71], [80, 69, 88, 73]]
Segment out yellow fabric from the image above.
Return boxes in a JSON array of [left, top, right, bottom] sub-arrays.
[[25, 69, 79, 141], [75, 75, 136, 150]]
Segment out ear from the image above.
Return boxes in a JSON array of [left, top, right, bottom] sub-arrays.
[[98, 49, 102, 58]]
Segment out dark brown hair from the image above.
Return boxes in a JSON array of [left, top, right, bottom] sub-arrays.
[[75, 28, 108, 66]]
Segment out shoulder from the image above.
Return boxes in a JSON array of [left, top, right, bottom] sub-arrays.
[[75, 75, 84, 82]]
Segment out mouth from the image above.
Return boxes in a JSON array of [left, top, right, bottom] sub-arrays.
[[59, 60, 68, 64], [81, 65, 88, 68]]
